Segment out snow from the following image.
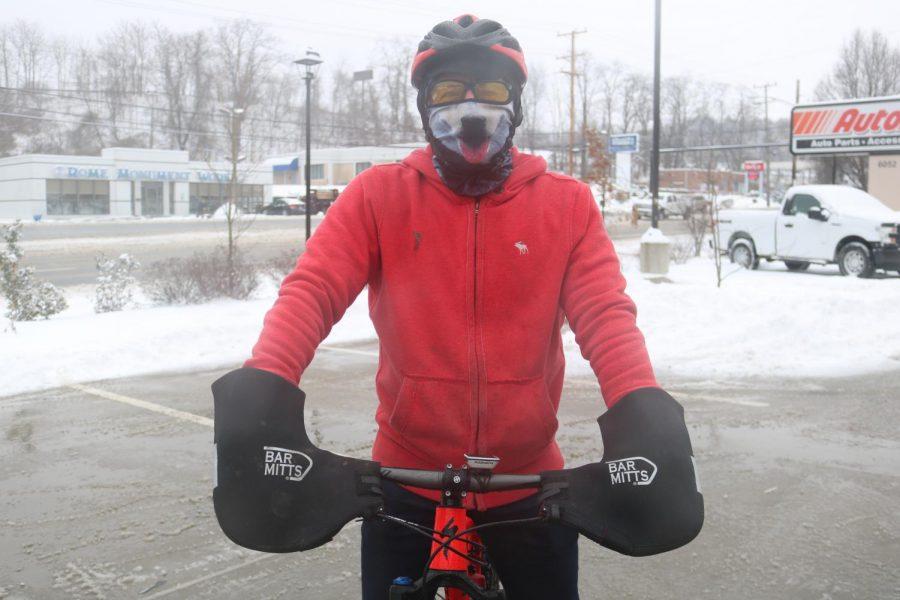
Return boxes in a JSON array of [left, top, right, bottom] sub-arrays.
[[795, 185, 900, 220], [0, 279, 374, 398], [716, 194, 771, 210], [2, 238, 899, 398], [566, 239, 900, 383], [640, 227, 670, 244]]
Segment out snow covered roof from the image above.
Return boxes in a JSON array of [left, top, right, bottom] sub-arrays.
[[791, 185, 900, 219], [266, 144, 426, 169]]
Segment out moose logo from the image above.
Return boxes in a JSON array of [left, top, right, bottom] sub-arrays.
[[262, 446, 314, 482], [607, 457, 658, 486]]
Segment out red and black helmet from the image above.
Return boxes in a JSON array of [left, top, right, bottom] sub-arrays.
[[410, 14, 527, 89]]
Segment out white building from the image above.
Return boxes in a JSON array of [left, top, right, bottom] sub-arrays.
[[0, 147, 273, 219], [269, 144, 424, 197]]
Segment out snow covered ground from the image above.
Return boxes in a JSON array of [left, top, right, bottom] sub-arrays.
[[2, 238, 898, 398], [571, 239, 900, 384]]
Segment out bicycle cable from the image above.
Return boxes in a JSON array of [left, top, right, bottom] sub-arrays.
[[420, 515, 546, 587], [377, 513, 488, 551], [374, 513, 489, 568]]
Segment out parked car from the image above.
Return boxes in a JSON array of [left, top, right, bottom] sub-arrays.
[[682, 195, 711, 219], [310, 187, 341, 214], [634, 192, 688, 220], [716, 185, 900, 277], [259, 197, 304, 216]]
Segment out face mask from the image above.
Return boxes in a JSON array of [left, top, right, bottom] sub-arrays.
[[427, 101, 514, 165]]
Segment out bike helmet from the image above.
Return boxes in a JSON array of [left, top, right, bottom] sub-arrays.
[[411, 14, 528, 89]]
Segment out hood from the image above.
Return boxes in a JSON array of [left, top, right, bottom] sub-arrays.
[[402, 145, 547, 204]]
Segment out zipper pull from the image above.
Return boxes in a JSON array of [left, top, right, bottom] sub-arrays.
[[474, 200, 480, 215]]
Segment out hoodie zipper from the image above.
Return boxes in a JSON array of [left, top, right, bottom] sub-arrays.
[[472, 198, 484, 509]]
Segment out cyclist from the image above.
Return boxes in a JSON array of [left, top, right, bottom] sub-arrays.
[[214, 15, 700, 600]]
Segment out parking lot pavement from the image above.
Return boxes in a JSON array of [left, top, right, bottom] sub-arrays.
[[2, 342, 897, 599]]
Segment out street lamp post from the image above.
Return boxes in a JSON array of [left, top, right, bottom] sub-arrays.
[[294, 48, 323, 241], [650, 0, 662, 230], [640, 0, 670, 275]]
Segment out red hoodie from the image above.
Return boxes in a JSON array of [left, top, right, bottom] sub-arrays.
[[245, 146, 658, 509]]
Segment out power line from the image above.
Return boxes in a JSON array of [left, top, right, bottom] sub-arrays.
[[0, 110, 426, 153], [1, 86, 422, 137], [660, 142, 786, 153]]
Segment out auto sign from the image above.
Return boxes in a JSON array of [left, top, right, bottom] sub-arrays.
[[791, 96, 900, 155]]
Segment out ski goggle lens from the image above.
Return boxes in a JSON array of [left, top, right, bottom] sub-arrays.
[[428, 80, 511, 106]]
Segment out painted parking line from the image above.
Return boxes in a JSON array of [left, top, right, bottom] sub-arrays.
[[65, 345, 380, 428], [143, 553, 273, 599], [318, 344, 379, 358], [674, 392, 769, 408], [68, 383, 214, 428], [65, 345, 379, 428]]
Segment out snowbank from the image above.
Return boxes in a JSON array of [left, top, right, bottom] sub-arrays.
[[2, 239, 898, 398], [0, 280, 375, 398], [566, 243, 900, 383]]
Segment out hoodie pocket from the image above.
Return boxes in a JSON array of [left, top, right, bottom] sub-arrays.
[[388, 376, 471, 462], [482, 377, 558, 469]]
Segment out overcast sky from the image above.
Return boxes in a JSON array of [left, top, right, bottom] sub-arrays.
[[10, 0, 900, 122]]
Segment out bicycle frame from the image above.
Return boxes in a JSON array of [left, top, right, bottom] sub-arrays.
[[383, 455, 543, 600], [387, 504, 502, 600]]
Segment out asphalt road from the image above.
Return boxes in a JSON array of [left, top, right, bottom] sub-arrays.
[[1, 342, 897, 599], [14, 216, 689, 288], [15, 216, 322, 288]]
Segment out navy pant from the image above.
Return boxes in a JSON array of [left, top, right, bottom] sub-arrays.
[[361, 480, 579, 600]]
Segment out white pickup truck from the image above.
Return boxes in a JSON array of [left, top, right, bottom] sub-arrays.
[[717, 185, 900, 277]]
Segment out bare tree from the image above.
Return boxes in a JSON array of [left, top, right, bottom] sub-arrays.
[[377, 38, 418, 144], [618, 72, 645, 134], [596, 60, 623, 134], [0, 26, 12, 87], [154, 27, 213, 152], [520, 62, 546, 152], [816, 29, 900, 187], [96, 23, 155, 146], [214, 20, 275, 113], [49, 37, 70, 90], [662, 76, 694, 168], [11, 20, 46, 89]]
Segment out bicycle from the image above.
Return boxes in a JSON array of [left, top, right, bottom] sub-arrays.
[[376, 454, 552, 600], [211, 369, 704, 600]]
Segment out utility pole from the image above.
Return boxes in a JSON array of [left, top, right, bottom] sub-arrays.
[[558, 29, 586, 177], [649, 0, 662, 230], [580, 74, 588, 179], [755, 81, 776, 206], [791, 79, 799, 185]]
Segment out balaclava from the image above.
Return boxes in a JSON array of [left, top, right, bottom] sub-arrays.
[[417, 49, 523, 197]]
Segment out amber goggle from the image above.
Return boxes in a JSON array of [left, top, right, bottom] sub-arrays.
[[427, 80, 512, 106]]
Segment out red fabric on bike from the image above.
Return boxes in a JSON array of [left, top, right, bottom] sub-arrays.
[[245, 146, 658, 509]]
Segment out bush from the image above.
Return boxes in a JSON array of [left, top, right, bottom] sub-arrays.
[[264, 248, 301, 283], [669, 238, 695, 265], [0, 220, 68, 321], [141, 247, 259, 305], [94, 253, 140, 313]]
